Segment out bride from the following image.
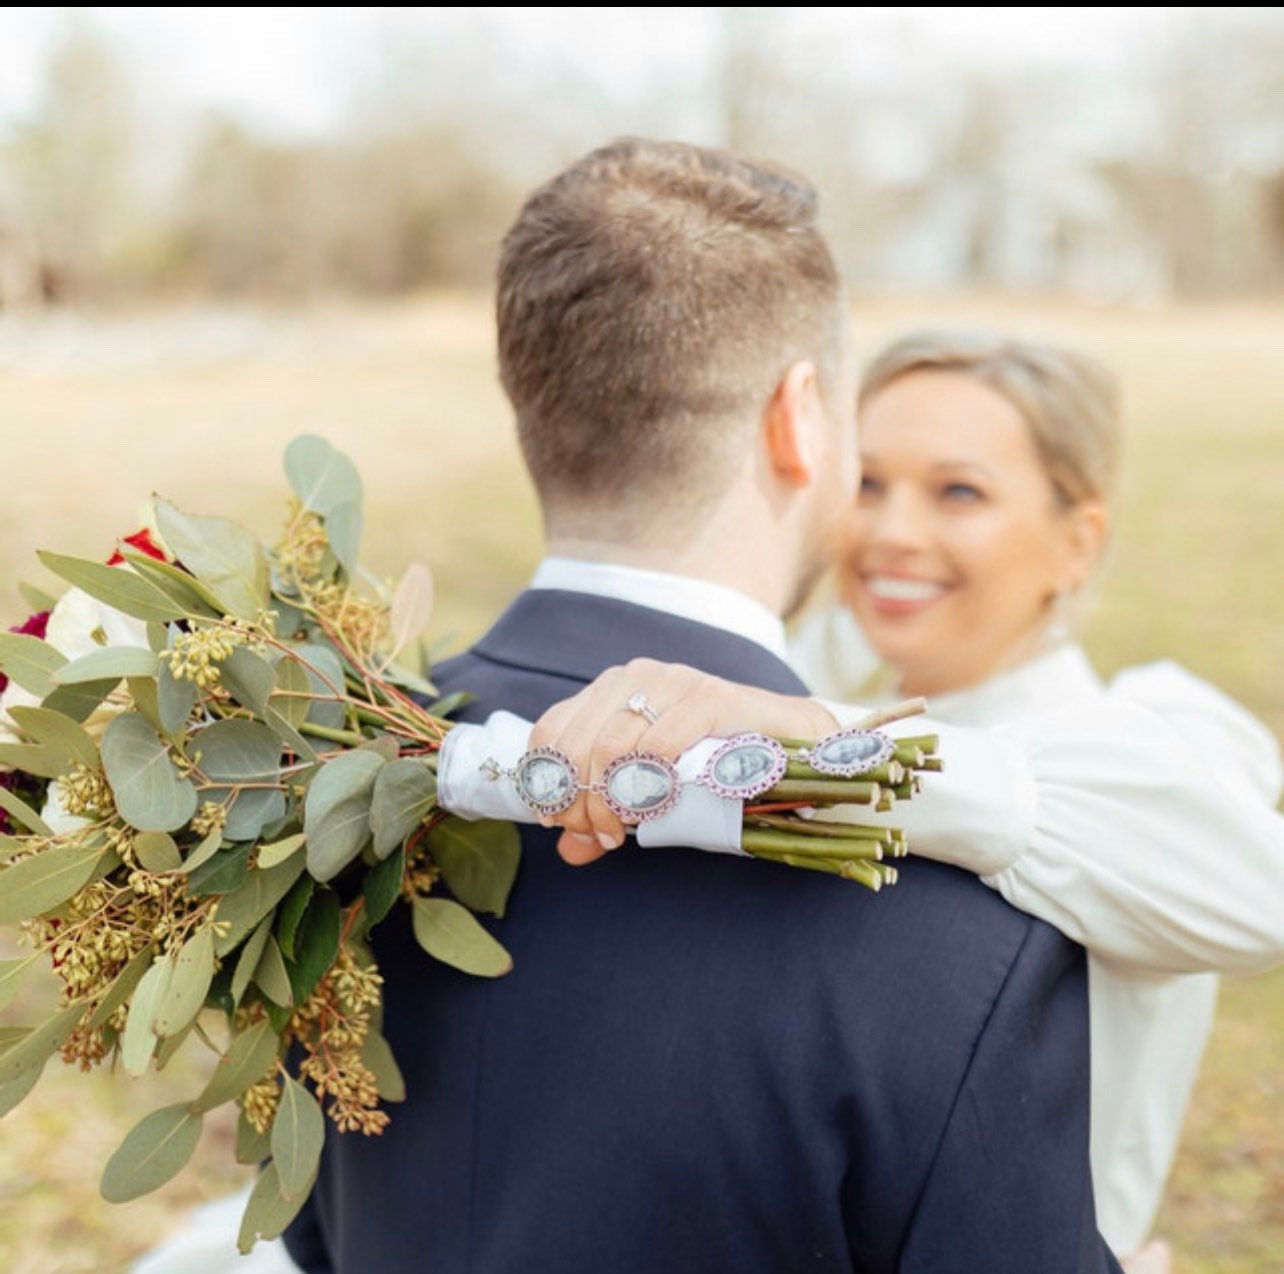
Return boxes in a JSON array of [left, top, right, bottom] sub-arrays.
[[526, 331, 1282, 1273]]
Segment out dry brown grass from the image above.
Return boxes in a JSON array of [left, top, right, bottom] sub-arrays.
[[0, 293, 1281, 1272]]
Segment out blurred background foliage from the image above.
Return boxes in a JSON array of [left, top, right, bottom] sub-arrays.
[[0, 8, 1283, 305], [0, 7, 1281, 1272]]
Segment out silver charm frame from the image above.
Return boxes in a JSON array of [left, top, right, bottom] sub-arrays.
[[696, 733, 787, 801], [801, 727, 895, 778], [597, 751, 682, 824], [511, 746, 582, 818]]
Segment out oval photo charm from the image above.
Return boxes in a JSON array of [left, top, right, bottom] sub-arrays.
[[699, 734, 787, 801], [513, 747, 580, 817], [601, 752, 681, 823], [806, 728, 894, 778]]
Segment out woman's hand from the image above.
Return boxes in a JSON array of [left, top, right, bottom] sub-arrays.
[[1120, 1240, 1173, 1274], [529, 657, 838, 865]]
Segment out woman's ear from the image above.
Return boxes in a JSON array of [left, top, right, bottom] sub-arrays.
[[763, 361, 822, 488], [1060, 498, 1110, 591]]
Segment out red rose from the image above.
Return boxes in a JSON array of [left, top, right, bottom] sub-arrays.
[[106, 528, 168, 566]]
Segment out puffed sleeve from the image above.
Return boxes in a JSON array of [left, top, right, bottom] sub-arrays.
[[858, 681, 1284, 975]]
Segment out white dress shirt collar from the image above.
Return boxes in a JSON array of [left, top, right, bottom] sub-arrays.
[[529, 556, 788, 660]]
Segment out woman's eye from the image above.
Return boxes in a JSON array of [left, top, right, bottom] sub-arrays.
[[858, 475, 883, 499], [941, 482, 984, 503]]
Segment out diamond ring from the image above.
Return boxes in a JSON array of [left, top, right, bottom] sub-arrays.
[[625, 692, 660, 726]]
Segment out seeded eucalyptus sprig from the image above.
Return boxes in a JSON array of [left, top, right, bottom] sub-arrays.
[[0, 435, 516, 1250]]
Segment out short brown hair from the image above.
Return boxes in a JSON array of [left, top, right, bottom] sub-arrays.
[[498, 138, 845, 531], [859, 330, 1121, 508]]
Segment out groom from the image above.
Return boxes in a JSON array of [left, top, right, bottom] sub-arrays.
[[285, 139, 1122, 1273]]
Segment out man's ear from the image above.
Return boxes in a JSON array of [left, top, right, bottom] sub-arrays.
[[764, 361, 822, 488]]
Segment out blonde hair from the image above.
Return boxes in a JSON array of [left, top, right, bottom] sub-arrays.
[[858, 330, 1121, 508]]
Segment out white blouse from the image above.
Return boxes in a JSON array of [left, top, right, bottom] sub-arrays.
[[792, 605, 1284, 1255]]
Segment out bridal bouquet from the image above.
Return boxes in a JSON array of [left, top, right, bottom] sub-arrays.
[[0, 436, 937, 1250]]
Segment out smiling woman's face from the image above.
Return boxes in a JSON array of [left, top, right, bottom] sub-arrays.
[[843, 369, 1103, 697]]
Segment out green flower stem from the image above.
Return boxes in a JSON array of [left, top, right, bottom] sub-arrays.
[[760, 779, 880, 805], [746, 814, 894, 843], [893, 734, 939, 755], [742, 829, 886, 861], [298, 721, 367, 746]]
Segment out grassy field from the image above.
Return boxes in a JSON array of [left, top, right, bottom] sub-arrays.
[[0, 294, 1281, 1272]]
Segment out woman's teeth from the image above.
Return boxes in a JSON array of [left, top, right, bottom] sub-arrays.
[[864, 576, 947, 602]]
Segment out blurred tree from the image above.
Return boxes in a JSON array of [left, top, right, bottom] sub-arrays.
[[1, 22, 138, 302]]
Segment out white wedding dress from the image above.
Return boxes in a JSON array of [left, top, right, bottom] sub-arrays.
[[791, 605, 1283, 1255]]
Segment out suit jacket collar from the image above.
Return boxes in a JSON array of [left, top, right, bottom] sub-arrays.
[[473, 589, 809, 695]]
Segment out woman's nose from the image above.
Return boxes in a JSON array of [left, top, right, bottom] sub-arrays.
[[863, 485, 933, 552]]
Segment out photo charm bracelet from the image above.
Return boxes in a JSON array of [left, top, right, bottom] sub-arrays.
[[482, 727, 897, 825]]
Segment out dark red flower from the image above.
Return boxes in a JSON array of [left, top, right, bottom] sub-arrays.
[[107, 528, 168, 566]]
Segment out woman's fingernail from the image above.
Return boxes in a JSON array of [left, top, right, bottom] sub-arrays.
[[568, 832, 596, 846], [597, 832, 619, 851]]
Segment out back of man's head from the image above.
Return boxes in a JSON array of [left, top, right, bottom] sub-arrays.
[[498, 138, 846, 542]]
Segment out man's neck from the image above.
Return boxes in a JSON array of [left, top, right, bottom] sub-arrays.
[[544, 536, 786, 616]]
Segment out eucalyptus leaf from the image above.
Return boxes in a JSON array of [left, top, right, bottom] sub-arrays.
[[231, 916, 274, 1006], [304, 750, 385, 881], [411, 898, 512, 978], [6, 705, 100, 769], [220, 648, 276, 717], [134, 831, 182, 873], [0, 956, 40, 1014], [154, 500, 270, 622], [271, 657, 311, 728], [362, 845, 404, 932], [186, 842, 253, 896], [237, 1161, 313, 1253], [212, 855, 307, 956], [87, 945, 155, 1030], [100, 1103, 203, 1203], [180, 826, 225, 874], [0, 1058, 44, 1118], [157, 662, 199, 734], [0, 1001, 84, 1085], [154, 924, 215, 1037], [369, 759, 436, 858], [42, 677, 118, 724], [257, 833, 306, 870], [284, 434, 363, 517], [18, 581, 57, 613], [360, 1028, 405, 1103], [53, 646, 159, 685], [0, 742, 73, 780], [272, 1073, 325, 1199], [326, 500, 363, 576], [0, 632, 67, 697], [274, 876, 315, 960], [253, 936, 293, 1007], [121, 956, 172, 1075], [426, 817, 521, 919], [235, 1108, 272, 1166], [285, 889, 340, 1007], [37, 552, 188, 623], [120, 551, 224, 619], [294, 643, 346, 730], [127, 675, 164, 733], [192, 1019, 279, 1114], [193, 719, 286, 840], [427, 691, 473, 720], [101, 713, 198, 832], [0, 786, 53, 836], [0, 840, 111, 926], [155, 1020, 196, 1070], [388, 562, 434, 659]]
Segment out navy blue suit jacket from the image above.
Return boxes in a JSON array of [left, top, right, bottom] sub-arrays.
[[285, 589, 1122, 1273]]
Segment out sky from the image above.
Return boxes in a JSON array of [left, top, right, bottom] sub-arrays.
[[0, 6, 1208, 138]]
